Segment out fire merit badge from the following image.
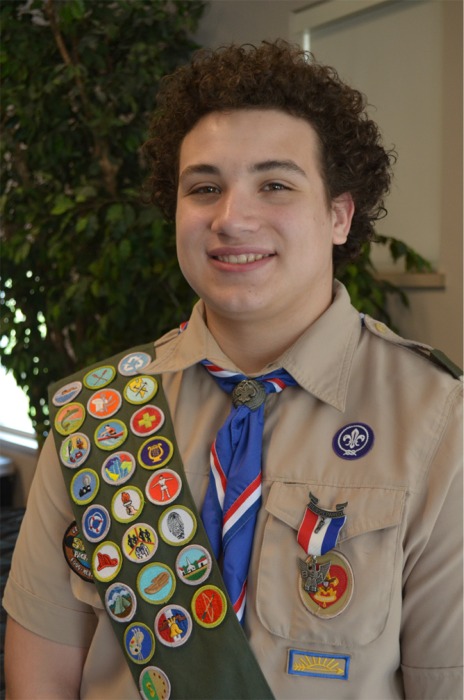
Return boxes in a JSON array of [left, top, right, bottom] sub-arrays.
[[297, 492, 353, 618]]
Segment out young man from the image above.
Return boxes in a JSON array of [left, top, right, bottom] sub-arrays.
[[4, 41, 462, 699]]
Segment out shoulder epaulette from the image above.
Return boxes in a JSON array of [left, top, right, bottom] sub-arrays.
[[363, 316, 463, 381]]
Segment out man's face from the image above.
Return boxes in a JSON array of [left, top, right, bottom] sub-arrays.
[[176, 109, 353, 333]]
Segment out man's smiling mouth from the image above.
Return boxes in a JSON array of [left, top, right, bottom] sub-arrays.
[[214, 253, 273, 264]]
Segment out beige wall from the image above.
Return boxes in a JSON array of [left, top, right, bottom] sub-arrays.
[[195, 0, 463, 367]]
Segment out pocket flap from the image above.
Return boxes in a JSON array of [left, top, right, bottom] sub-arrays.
[[265, 481, 405, 542]]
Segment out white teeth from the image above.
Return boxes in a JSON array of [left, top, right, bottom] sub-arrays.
[[216, 253, 271, 264]]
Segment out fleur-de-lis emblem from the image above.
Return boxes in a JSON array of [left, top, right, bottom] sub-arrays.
[[333, 422, 375, 460], [342, 427, 366, 453]]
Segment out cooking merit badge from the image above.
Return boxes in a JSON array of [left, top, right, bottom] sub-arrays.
[[297, 492, 353, 618]]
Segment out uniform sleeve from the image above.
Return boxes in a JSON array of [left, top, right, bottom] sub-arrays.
[[400, 384, 463, 699], [2, 433, 97, 647]]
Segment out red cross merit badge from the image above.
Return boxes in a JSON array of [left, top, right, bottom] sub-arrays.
[[297, 492, 353, 618]]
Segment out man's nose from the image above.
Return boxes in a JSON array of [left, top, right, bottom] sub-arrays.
[[211, 189, 260, 236]]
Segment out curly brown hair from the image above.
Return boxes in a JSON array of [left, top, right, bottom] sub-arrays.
[[143, 40, 395, 267]]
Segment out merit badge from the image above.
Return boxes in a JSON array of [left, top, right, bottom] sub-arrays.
[[138, 436, 174, 470], [87, 388, 122, 420], [92, 541, 122, 583], [124, 376, 158, 405], [158, 506, 197, 547], [62, 521, 93, 583], [332, 422, 374, 460], [191, 585, 227, 629], [112, 486, 144, 523], [139, 666, 171, 700], [122, 523, 158, 564], [146, 469, 182, 506], [105, 582, 137, 623], [176, 544, 212, 586], [82, 504, 111, 543], [83, 365, 116, 389], [130, 405, 165, 437], [154, 605, 192, 648], [298, 551, 354, 619], [52, 381, 82, 406], [94, 420, 127, 451], [137, 562, 176, 605], [101, 451, 136, 486], [118, 351, 152, 377], [59, 433, 91, 469], [54, 402, 85, 436], [124, 622, 155, 665], [297, 492, 347, 557], [70, 468, 99, 506]]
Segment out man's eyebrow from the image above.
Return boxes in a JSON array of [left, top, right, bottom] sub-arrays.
[[179, 164, 220, 181], [250, 160, 307, 178]]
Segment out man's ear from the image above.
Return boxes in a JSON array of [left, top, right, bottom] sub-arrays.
[[331, 193, 355, 245]]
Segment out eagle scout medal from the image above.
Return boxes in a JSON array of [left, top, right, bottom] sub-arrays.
[[130, 405, 165, 437], [155, 605, 192, 648], [138, 436, 174, 469], [176, 544, 212, 586], [124, 375, 158, 404], [137, 562, 176, 605], [94, 419, 128, 450], [122, 523, 158, 563], [60, 432, 91, 468], [332, 422, 374, 460], [54, 402, 85, 436], [111, 486, 144, 523], [191, 585, 228, 629], [139, 666, 171, 700], [52, 380, 82, 406], [101, 451, 136, 485], [124, 622, 155, 664], [298, 551, 354, 618], [70, 468, 99, 506], [87, 388, 122, 420], [62, 521, 93, 583], [118, 351, 152, 376], [92, 541, 123, 582], [146, 469, 182, 506], [105, 582, 137, 623], [83, 365, 116, 389], [158, 505, 197, 547], [297, 492, 347, 557]]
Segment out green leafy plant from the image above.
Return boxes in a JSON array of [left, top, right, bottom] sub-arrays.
[[1, 0, 432, 445]]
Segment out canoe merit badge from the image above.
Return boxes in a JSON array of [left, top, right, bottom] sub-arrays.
[[191, 585, 227, 629], [54, 403, 85, 436], [60, 433, 91, 469], [154, 605, 192, 648], [139, 666, 171, 700], [124, 376, 158, 405], [124, 622, 155, 664], [298, 551, 354, 618], [94, 420, 128, 451], [158, 506, 197, 547], [105, 582, 137, 623], [332, 422, 374, 460], [62, 521, 93, 583]]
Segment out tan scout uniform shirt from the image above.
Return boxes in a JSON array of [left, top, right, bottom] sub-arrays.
[[4, 282, 463, 699]]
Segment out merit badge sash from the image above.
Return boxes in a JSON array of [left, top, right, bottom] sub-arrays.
[[49, 343, 274, 700]]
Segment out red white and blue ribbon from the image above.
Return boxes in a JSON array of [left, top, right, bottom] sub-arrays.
[[297, 492, 347, 557], [201, 360, 297, 623]]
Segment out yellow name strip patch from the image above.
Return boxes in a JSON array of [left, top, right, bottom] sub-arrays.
[[287, 649, 350, 680]]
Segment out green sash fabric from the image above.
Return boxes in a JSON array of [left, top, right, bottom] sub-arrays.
[[49, 343, 274, 700]]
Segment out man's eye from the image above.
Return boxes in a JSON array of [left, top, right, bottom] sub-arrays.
[[263, 182, 290, 192], [190, 185, 220, 195]]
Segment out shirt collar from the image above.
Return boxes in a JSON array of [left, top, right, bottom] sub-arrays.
[[146, 280, 361, 412]]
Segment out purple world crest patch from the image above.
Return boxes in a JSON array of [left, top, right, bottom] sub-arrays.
[[332, 423, 374, 460]]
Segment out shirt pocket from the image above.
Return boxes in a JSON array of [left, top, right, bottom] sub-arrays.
[[256, 481, 406, 647]]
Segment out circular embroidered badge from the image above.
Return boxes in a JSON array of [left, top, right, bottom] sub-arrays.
[[94, 420, 128, 451], [137, 562, 176, 605], [70, 468, 99, 506], [122, 523, 158, 564], [87, 388, 122, 420], [52, 381, 82, 406], [54, 402, 85, 436], [83, 365, 116, 389], [130, 405, 165, 437], [191, 585, 228, 629], [124, 623, 155, 665], [298, 550, 354, 619], [82, 504, 111, 543], [101, 451, 136, 486], [138, 436, 174, 470], [62, 521, 93, 583], [176, 545, 212, 586], [332, 422, 374, 460], [146, 469, 182, 506], [158, 506, 197, 547], [124, 376, 158, 405], [118, 351, 152, 377], [154, 605, 192, 648], [59, 433, 91, 469], [139, 666, 171, 700], [92, 541, 122, 583], [105, 582, 137, 623], [112, 486, 144, 523]]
